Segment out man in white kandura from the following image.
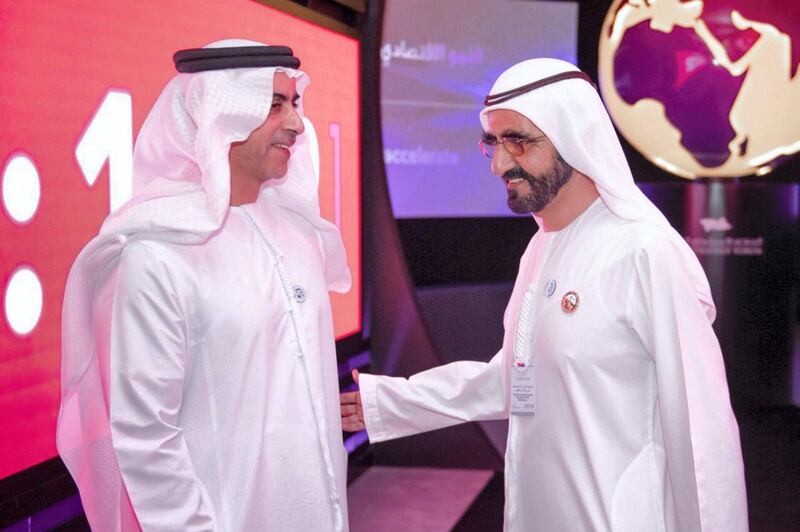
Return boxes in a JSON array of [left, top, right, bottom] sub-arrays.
[[57, 40, 352, 531], [341, 58, 748, 531]]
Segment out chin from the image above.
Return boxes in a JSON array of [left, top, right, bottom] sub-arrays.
[[507, 201, 532, 215], [508, 194, 550, 215], [263, 166, 288, 181]]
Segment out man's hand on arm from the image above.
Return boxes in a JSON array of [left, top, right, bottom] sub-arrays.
[[340, 369, 365, 432]]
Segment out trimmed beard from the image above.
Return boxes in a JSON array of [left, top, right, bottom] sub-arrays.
[[504, 152, 573, 214]]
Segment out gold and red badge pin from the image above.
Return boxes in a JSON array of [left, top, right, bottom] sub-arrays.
[[561, 291, 579, 313]]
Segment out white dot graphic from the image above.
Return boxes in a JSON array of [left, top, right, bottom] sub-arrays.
[[2, 153, 41, 224], [4, 267, 43, 336]]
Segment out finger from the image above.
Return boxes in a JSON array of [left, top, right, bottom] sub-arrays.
[[340, 404, 359, 416], [351, 368, 360, 385], [340, 391, 360, 405], [341, 403, 364, 417], [343, 419, 366, 432], [341, 414, 365, 431], [343, 413, 363, 424]]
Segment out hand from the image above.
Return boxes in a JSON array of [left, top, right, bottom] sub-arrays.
[[340, 369, 365, 432]]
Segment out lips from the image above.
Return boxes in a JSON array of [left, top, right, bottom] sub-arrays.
[[503, 167, 533, 189], [273, 132, 296, 145], [271, 140, 294, 156], [506, 177, 525, 189]]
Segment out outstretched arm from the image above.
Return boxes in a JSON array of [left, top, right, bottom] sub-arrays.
[[346, 351, 508, 443]]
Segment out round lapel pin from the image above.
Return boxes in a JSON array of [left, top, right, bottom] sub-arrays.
[[544, 279, 557, 297], [293, 285, 306, 303], [561, 291, 579, 314]]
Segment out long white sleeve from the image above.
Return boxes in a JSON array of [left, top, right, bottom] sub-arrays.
[[108, 241, 218, 531], [360, 350, 508, 442], [630, 237, 748, 532]]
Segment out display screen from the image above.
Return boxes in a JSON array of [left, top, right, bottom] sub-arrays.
[[381, 0, 578, 218], [0, 0, 361, 479]]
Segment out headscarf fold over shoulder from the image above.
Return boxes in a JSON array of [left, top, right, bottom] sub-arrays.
[[57, 40, 350, 531], [479, 58, 714, 321]]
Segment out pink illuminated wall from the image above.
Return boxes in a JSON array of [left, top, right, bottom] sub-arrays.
[[0, 0, 361, 479]]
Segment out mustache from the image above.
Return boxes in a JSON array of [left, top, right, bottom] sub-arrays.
[[503, 166, 534, 181]]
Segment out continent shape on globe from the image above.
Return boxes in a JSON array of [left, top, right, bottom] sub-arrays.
[[599, 0, 800, 178]]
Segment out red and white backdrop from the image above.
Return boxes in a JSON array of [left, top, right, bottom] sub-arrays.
[[0, 0, 361, 479]]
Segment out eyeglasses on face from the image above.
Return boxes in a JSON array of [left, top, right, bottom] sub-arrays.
[[479, 135, 544, 158]]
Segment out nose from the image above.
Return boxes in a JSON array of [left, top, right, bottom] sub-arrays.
[[285, 107, 305, 136], [491, 143, 515, 176]]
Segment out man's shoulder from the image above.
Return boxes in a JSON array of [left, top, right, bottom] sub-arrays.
[[615, 217, 674, 247], [611, 218, 695, 270], [120, 237, 180, 258], [591, 213, 685, 266], [117, 238, 194, 278]]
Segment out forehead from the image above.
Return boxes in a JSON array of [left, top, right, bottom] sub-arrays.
[[271, 72, 298, 97], [484, 108, 544, 136]]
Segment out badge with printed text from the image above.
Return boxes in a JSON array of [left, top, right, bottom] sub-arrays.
[[561, 291, 579, 313], [510, 363, 536, 415], [544, 279, 557, 297]]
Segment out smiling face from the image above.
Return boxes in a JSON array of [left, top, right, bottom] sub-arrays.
[[483, 108, 574, 214], [228, 72, 305, 205]]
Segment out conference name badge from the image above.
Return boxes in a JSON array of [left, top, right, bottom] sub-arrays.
[[510, 362, 535, 415]]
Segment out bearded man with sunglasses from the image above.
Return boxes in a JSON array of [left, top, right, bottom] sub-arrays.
[[341, 59, 747, 531]]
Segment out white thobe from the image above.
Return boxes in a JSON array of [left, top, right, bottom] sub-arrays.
[[106, 205, 348, 531], [360, 199, 747, 531]]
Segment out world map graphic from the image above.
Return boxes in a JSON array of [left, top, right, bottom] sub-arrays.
[[599, 0, 800, 178]]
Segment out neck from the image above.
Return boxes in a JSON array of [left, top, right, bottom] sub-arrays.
[[536, 172, 600, 232], [229, 177, 260, 206]]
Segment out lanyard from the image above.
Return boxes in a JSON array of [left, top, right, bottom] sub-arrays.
[[512, 199, 600, 366]]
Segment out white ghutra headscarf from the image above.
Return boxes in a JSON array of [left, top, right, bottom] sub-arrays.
[[479, 58, 715, 321]]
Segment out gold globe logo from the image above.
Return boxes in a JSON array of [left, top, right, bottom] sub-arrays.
[[598, 0, 800, 179]]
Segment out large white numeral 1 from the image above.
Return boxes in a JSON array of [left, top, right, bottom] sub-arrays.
[[303, 117, 342, 229], [303, 116, 321, 187], [329, 122, 342, 229], [75, 90, 133, 211]]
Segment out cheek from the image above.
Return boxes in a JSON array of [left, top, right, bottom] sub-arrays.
[[518, 151, 552, 177], [522, 148, 541, 166], [239, 144, 265, 168], [254, 120, 281, 143]]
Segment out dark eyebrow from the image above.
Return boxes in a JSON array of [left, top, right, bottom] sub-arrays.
[[499, 129, 530, 139], [272, 93, 301, 106], [481, 132, 496, 142]]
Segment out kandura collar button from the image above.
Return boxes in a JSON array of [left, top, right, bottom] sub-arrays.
[[544, 279, 557, 297], [293, 285, 306, 303]]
